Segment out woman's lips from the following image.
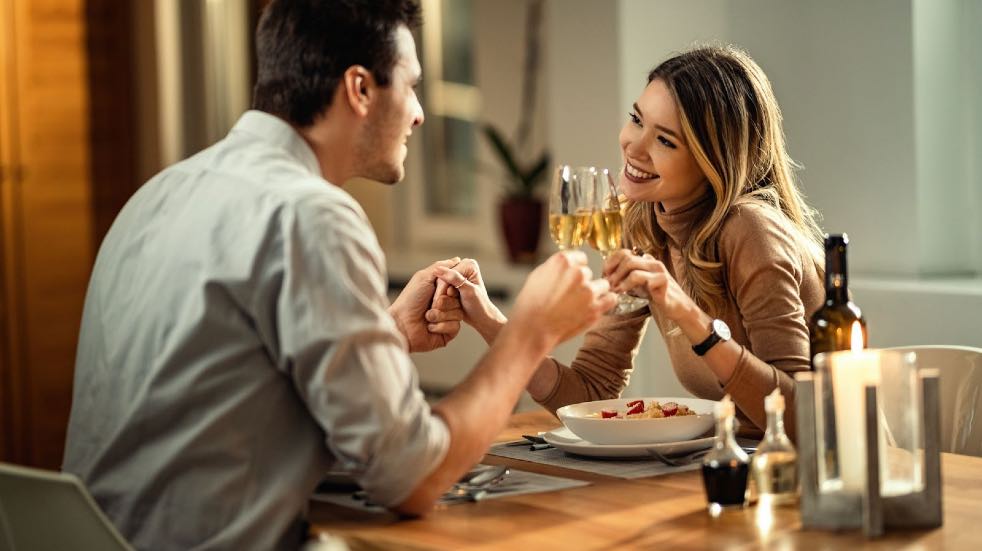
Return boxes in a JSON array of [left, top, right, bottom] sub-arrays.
[[623, 162, 659, 183]]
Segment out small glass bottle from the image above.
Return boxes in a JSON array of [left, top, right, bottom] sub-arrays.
[[751, 388, 798, 506], [702, 395, 749, 515]]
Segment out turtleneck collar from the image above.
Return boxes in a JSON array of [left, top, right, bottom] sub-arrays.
[[653, 192, 715, 248]]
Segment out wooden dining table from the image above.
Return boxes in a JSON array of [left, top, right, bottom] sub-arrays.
[[308, 411, 982, 550]]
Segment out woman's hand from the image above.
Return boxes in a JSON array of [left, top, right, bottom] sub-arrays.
[[433, 259, 508, 344], [603, 248, 696, 323], [388, 258, 465, 353]]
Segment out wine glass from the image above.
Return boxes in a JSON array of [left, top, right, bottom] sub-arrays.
[[548, 165, 592, 251], [589, 167, 649, 314]]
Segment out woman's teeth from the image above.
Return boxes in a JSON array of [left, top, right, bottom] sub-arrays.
[[626, 164, 657, 180]]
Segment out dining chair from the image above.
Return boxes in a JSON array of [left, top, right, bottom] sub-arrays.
[[0, 462, 133, 550], [885, 345, 982, 457]]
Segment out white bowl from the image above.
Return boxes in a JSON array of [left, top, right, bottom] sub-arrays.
[[556, 397, 717, 445]]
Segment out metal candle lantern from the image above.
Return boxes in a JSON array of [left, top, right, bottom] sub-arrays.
[[795, 349, 943, 537]]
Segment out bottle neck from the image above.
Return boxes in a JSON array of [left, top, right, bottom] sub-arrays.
[[824, 242, 849, 303], [764, 408, 786, 441], [714, 416, 739, 448]]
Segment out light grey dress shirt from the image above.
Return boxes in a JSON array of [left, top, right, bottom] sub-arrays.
[[63, 110, 449, 550]]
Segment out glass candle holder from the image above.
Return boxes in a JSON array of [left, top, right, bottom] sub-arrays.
[[813, 349, 924, 497]]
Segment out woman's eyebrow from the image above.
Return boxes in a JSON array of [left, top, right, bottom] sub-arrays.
[[633, 102, 681, 139]]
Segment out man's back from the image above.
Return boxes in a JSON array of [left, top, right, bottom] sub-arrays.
[[63, 112, 446, 550]]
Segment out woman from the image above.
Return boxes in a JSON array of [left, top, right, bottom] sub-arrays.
[[525, 46, 825, 438]]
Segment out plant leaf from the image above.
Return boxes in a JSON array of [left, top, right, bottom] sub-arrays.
[[482, 125, 522, 182], [523, 152, 551, 192]]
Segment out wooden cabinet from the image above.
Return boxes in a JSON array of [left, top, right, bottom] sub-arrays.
[[0, 0, 94, 468]]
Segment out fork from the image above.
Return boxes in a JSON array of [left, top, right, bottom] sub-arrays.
[[645, 447, 710, 467]]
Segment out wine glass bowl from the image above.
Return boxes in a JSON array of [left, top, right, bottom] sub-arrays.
[[589, 167, 649, 315], [548, 165, 592, 251]]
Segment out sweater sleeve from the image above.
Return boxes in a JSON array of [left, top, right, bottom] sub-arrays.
[[535, 308, 650, 413], [718, 204, 812, 440]]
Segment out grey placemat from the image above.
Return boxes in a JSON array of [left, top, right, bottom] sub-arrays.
[[311, 466, 589, 513], [488, 441, 702, 479]]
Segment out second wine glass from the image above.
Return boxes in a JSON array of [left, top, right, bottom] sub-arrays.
[[589, 167, 649, 315]]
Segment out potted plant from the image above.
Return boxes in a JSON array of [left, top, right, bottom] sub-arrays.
[[483, 125, 550, 263], [482, 0, 549, 264]]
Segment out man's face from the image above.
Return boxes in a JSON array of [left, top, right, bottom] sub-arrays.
[[355, 25, 424, 184]]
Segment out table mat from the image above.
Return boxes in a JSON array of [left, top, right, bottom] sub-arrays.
[[488, 441, 703, 479], [311, 466, 589, 513]]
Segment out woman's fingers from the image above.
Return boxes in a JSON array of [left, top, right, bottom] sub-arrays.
[[607, 254, 662, 288], [616, 269, 667, 298], [602, 248, 632, 279]]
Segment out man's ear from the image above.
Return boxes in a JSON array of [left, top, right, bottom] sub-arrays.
[[342, 65, 374, 117]]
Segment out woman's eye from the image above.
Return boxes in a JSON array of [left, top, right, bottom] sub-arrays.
[[658, 136, 676, 149], [628, 112, 642, 126]]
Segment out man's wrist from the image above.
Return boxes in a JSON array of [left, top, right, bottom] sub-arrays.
[[492, 317, 556, 367]]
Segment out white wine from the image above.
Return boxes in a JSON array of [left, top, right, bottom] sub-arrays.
[[548, 211, 591, 250], [589, 209, 623, 255]]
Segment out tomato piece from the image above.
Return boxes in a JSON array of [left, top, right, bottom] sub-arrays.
[[625, 402, 645, 416], [601, 409, 619, 419], [661, 402, 679, 416]]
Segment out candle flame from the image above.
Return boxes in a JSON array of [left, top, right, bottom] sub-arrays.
[[850, 321, 864, 351]]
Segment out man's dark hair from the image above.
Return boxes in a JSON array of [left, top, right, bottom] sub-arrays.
[[253, 0, 422, 127]]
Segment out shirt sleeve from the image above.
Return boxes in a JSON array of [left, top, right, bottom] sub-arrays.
[[266, 189, 449, 508], [718, 203, 811, 439], [536, 308, 650, 413]]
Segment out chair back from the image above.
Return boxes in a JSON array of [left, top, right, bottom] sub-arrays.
[[0, 462, 133, 550], [885, 345, 982, 457]]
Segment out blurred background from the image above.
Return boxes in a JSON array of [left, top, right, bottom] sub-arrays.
[[1, 0, 979, 469]]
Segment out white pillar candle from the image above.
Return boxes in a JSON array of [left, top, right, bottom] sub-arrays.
[[829, 346, 883, 493]]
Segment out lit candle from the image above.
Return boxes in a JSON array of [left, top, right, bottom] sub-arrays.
[[829, 321, 884, 493]]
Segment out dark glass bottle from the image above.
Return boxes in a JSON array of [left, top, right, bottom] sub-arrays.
[[702, 395, 749, 514], [808, 233, 867, 357], [808, 233, 867, 481]]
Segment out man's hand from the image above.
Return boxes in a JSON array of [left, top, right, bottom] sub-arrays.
[[433, 259, 507, 344], [510, 251, 617, 348], [389, 258, 465, 353]]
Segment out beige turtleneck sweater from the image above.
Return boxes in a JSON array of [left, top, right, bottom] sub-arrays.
[[536, 195, 824, 439]]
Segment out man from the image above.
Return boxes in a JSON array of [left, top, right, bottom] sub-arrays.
[[63, 1, 616, 549]]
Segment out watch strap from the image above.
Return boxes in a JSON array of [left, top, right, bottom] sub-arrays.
[[692, 330, 722, 356]]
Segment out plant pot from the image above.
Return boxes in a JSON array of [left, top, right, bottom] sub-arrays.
[[499, 197, 543, 264]]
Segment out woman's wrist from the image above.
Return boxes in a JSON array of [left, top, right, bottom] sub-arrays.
[[675, 300, 714, 346], [472, 306, 508, 345]]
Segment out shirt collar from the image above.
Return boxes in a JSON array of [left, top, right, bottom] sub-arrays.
[[229, 110, 322, 178]]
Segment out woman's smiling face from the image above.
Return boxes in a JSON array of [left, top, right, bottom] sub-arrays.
[[618, 78, 707, 211]]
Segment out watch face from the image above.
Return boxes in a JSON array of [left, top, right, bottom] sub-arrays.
[[712, 319, 731, 340]]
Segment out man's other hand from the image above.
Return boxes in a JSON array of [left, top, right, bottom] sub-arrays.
[[510, 251, 617, 348]]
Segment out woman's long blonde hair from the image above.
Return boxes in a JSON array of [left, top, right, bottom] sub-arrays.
[[624, 45, 824, 316]]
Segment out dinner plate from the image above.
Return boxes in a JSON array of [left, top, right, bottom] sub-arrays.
[[542, 426, 713, 459]]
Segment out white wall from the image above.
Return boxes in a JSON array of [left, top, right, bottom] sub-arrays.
[[913, 0, 974, 275]]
